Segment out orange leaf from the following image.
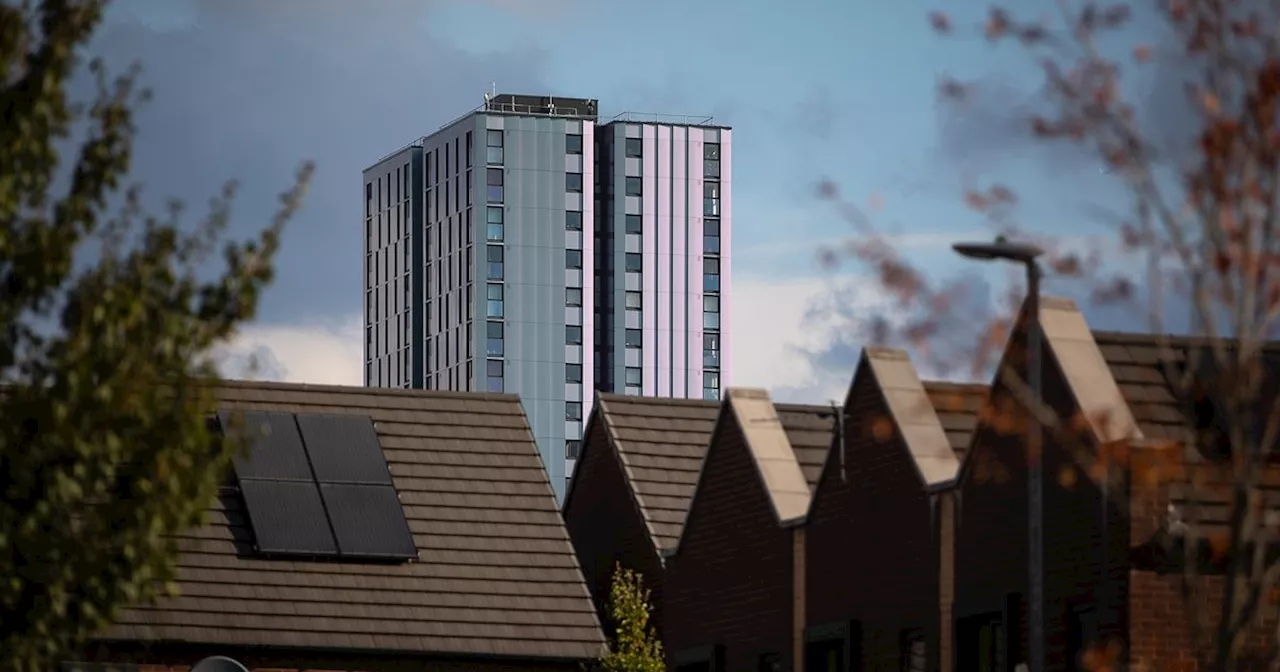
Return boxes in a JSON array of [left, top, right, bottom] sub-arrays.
[[964, 191, 989, 211], [989, 184, 1017, 203], [871, 417, 895, 442], [1214, 251, 1232, 274], [1133, 45, 1152, 63], [985, 9, 1010, 40], [867, 192, 885, 213], [1201, 91, 1222, 116]]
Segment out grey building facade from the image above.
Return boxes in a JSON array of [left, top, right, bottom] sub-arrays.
[[363, 94, 731, 500]]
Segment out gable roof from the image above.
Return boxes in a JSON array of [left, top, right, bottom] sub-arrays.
[[951, 296, 1142, 491], [104, 381, 606, 662], [725, 388, 813, 526], [574, 393, 833, 556], [860, 348, 963, 487]]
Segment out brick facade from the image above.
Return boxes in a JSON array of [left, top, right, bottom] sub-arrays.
[[806, 369, 943, 671], [664, 418, 799, 672], [1124, 451, 1280, 671], [563, 418, 665, 636]]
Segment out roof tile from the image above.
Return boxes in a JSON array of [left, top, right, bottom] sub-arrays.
[[103, 381, 605, 662], [594, 393, 834, 553]]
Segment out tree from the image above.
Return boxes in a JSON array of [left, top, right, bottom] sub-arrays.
[[599, 564, 665, 672], [0, 2, 312, 670], [817, 0, 1280, 670]]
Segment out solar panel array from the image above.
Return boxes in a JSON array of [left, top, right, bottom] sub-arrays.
[[217, 410, 417, 561]]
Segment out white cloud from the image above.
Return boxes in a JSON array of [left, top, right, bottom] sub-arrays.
[[211, 275, 885, 404], [729, 274, 891, 404], [212, 315, 363, 386]]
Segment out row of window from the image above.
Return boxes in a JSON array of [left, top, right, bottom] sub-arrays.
[[363, 161, 413, 220], [703, 162, 723, 401], [484, 320, 505, 392], [486, 129, 584, 166], [563, 121, 587, 459], [425, 131, 473, 188]]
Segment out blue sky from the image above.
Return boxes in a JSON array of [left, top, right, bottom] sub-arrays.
[[94, 0, 1188, 402]]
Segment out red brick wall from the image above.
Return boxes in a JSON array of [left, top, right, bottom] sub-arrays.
[[806, 370, 941, 671], [562, 420, 666, 637], [664, 419, 795, 672], [1125, 460, 1279, 672]]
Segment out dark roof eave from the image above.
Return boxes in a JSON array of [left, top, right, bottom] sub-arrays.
[[780, 515, 807, 529], [926, 477, 959, 494], [89, 636, 604, 666]]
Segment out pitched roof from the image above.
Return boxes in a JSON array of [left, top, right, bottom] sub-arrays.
[[104, 381, 606, 662], [953, 297, 1141, 491], [923, 381, 987, 458], [585, 393, 833, 554], [1092, 331, 1189, 442], [859, 348, 961, 486], [723, 388, 812, 526], [1038, 297, 1141, 444]]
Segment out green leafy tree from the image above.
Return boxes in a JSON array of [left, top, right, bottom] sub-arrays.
[[0, 1, 312, 669], [600, 564, 665, 672]]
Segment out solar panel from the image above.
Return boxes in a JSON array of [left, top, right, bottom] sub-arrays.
[[238, 479, 338, 556], [295, 413, 393, 485], [319, 483, 417, 560], [218, 410, 313, 481]]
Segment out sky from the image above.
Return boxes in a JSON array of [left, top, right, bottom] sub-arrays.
[[88, 0, 1197, 404]]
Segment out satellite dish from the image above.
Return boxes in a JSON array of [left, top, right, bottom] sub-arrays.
[[191, 657, 249, 672]]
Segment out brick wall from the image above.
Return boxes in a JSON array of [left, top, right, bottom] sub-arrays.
[[563, 420, 665, 637], [1125, 453, 1280, 672], [664, 421, 795, 672], [806, 371, 942, 671]]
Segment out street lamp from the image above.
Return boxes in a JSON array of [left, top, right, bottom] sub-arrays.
[[953, 239, 1046, 672]]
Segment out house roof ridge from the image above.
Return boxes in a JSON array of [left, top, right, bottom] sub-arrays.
[[864, 348, 961, 487], [726, 387, 812, 527]]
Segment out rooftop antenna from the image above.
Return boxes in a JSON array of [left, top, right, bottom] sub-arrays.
[[491, 81, 497, 98], [832, 400, 846, 484], [816, 401, 847, 485]]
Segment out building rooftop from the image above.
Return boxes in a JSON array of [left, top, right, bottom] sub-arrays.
[[102, 381, 606, 662], [578, 394, 832, 554]]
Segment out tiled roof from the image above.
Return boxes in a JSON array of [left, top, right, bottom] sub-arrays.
[[923, 381, 987, 458], [775, 402, 839, 486], [104, 381, 606, 662], [595, 394, 834, 554], [1093, 330, 1280, 439], [1092, 331, 1189, 441]]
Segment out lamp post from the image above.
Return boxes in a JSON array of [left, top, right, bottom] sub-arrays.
[[952, 239, 1045, 672]]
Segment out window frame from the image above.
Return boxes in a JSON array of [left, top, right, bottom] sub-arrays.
[[566, 134, 584, 155]]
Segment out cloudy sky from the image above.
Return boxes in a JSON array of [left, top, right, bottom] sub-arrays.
[[91, 0, 1193, 403]]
